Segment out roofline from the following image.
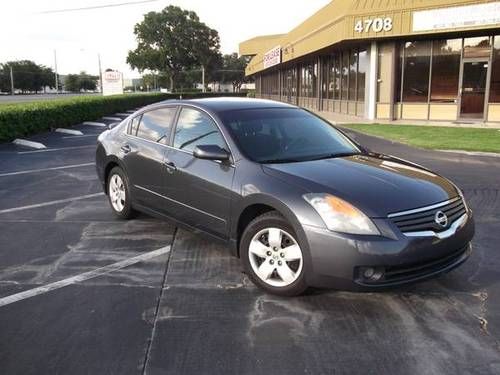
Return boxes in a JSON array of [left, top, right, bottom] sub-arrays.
[[244, 0, 500, 76]]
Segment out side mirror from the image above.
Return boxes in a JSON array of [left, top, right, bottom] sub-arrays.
[[193, 145, 230, 161]]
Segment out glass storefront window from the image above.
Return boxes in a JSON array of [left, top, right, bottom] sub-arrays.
[[341, 52, 349, 100], [357, 48, 368, 102], [490, 36, 500, 103], [402, 41, 431, 102], [334, 55, 341, 100], [328, 56, 335, 99], [311, 62, 318, 98], [348, 50, 358, 101], [321, 58, 329, 99], [430, 39, 461, 103], [464, 36, 491, 59]]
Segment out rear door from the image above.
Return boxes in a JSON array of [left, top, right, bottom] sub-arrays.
[[165, 106, 235, 238], [122, 106, 178, 212]]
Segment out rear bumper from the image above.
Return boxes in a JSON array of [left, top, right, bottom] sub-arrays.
[[301, 213, 475, 291]]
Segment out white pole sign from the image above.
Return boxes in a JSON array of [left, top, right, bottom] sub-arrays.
[[102, 71, 124, 96], [413, 2, 500, 32], [263, 46, 281, 69]]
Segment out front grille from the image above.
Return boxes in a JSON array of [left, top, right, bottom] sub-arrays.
[[389, 197, 466, 234]]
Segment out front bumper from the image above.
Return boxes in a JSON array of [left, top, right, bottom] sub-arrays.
[[301, 212, 475, 290]]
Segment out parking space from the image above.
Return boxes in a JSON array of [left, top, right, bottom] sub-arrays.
[[1, 124, 500, 374]]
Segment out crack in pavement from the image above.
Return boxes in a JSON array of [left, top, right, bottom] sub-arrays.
[[141, 227, 178, 375]]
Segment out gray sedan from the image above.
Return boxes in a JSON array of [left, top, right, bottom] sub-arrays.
[[96, 98, 474, 296]]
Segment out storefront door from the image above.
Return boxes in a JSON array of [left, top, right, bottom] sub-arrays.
[[459, 60, 489, 120]]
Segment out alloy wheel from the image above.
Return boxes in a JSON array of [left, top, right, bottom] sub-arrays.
[[248, 227, 303, 287], [109, 174, 126, 212]]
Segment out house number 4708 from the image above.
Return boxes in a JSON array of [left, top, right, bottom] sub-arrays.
[[354, 18, 393, 33]]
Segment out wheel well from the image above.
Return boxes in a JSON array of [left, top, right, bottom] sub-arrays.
[[236, 204, 275, 256], [104, 162, 119, 194]]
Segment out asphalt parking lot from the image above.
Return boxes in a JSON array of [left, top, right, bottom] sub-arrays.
[[0, 116, 500, 374]]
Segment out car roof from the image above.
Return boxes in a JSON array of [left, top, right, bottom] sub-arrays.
[[153, 97, 297, 114]]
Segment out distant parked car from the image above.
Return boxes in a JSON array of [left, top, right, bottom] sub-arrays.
[[96, 98, 474, 296]]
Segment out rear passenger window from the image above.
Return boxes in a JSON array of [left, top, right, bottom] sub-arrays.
[[173, 107, 227, 153], [135, 107, 177, 144]]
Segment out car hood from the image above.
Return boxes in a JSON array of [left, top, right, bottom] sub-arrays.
[[262, 154, 458, 217]]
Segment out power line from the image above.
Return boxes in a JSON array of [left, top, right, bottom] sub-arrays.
[[36, 0, 161, 14]]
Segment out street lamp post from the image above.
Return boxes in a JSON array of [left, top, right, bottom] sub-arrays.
[[54, 50, 59, 94], [98, 53, 103, 94]]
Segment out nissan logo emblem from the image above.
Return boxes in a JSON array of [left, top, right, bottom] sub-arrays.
[[434, 211, 448, 228]]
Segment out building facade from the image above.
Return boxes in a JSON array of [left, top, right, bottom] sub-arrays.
[[239, 0, 500, 123]]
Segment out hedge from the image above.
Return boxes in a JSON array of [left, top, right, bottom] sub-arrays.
[[0, 92, 247, 142]]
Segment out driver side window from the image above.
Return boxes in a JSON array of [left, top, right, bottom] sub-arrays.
[[173, 107, 227, 153]]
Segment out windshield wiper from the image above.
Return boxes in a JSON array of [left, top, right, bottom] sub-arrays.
[[259, 158, 305, 164], [306, 152, 361, 161]]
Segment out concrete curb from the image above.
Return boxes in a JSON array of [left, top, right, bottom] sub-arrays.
[[83, 121, 107, 127], [12, 139, 47, 150], [102, 116, 122, 121], [437, 149, 500, 158], [115, 113, 130, 117], [55, 128, 83, 136]]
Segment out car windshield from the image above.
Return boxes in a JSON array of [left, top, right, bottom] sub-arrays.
[[219, 108, 360, 163]]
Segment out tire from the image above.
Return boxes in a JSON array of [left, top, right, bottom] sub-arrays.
[[107, 166, 137, 220], [240, 211, 308, 296]]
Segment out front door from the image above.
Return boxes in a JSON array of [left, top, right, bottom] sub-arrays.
[[166, 106, 235, 238], [459, 60, 489, 120]]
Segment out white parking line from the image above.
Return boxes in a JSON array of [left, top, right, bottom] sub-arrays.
[[0, 192, 104, 214], [18, 145, 95, 154], [83, 121, 107, 127], [62, 134, 98, 139], [55, 128, 84, 136], [0, 246, 171, 308], [12, 139, 47, 150], [0, 162, 95, 177]]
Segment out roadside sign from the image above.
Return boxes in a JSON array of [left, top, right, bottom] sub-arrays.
[[102, 71, 124, 96]]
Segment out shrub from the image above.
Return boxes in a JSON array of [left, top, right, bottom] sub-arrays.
[[0, 92, 246, 142]]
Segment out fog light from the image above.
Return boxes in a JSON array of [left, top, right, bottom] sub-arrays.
[[363, 267, 375, 278], [360, 267, 385, 282]]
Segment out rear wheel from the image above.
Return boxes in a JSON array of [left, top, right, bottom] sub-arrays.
[[107, 167, 137, 219], [241, 211, 308, 296]]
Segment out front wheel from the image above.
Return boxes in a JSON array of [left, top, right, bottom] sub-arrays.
[[240, 211, 308, 296], [107, 166, 137, 220]]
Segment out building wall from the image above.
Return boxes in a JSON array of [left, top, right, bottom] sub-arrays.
[[255, 32, 500, 123]]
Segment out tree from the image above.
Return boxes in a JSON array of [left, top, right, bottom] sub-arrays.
[[79, 72, 98, 91], [218, 53, 249, 92], [0, 60, 56, 93], [64, 74, 80, 93], [63, 72, 98, 92], [127, 5, 221, 91]]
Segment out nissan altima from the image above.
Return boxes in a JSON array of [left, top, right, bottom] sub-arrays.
[[96, 98, 474, 296]]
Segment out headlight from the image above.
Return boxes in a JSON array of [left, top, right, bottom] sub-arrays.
[[304, 193, 380, 235]]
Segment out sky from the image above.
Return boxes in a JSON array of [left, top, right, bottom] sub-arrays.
[[0, 0, 330, 78]]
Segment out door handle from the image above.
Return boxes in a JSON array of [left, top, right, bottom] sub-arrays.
[[121, 144, 131, 154], [164, 161, 177, 172]]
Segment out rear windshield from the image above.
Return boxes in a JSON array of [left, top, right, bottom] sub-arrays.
[[219, 108, 359, 163]]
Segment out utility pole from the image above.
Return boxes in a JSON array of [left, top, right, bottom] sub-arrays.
[[54, 50, 59, 94], [9, 65, 14, 95], [202, 65, 206, 93], [98, 53, 103, 94]]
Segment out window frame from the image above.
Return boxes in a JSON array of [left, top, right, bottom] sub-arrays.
[[171, 105, 233, 161], [127, 105, 179, 144]]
